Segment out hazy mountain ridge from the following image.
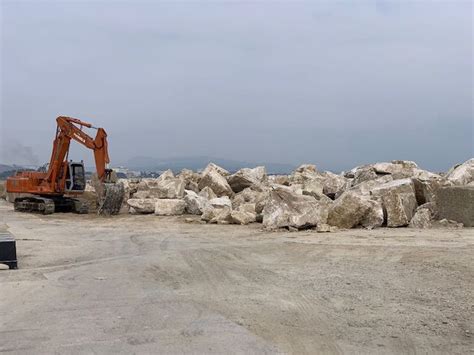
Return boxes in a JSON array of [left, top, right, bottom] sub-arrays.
[[124, 156, 296, 174]]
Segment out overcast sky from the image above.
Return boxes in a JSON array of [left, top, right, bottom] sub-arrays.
[[1, 0, 472, 172]]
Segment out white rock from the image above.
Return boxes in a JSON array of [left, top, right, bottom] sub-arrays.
[[351, 166, 378, 186], [372, 160, 418, 178], [302, 179, 324, 198], [209, 196, 232, 208], [327, 191, 373, 229], [360, 199, 384, 229], [154, 199, 186, 216], [371, 179, 417, 227], [295, 164, 318, 173], [126, 198, 156, 214], [201, 163, 230, 177], [348, 175, 394, 196], [445, 158, 474, 185], [289, 164, 320, 185], [322, 172, 349, 197], [178, 169, 201, 192], [184, 190, 209, 215], [237, 202, 256, 214], [268, 175, 290, 186], [201, 196, 233, 222], [198, 169, 233, 197], [209, 206, 233, 224], [133, 190, 150, 199], [262, 187, 329, 230], [157, 169, 175, 182], [198, 186, 218, 200], [135, 176, 185, 199], [231, 209, 257, 225], [227, 166, 267, 193], [409, 208, 432, 228]]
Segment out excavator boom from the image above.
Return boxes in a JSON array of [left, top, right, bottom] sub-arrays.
[[6, 116, 124, 215]]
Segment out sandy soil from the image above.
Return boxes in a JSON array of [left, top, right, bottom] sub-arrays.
[[0, 200, 473, 354]]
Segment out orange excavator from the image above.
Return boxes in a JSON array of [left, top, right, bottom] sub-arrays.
[[6, 116, 124, 215]]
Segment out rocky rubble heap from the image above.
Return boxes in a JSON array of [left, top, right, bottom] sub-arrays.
[[36, 158, 474, 230]]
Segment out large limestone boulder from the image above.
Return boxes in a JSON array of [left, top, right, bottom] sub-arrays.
[[202, 205, 232, 224], [372, 160, 418, 178], [198, 169, 233, 197], [133, 190, 150, 199], [351, 166, 378, 186], [177, 169, 201, 192], [177, 168, 200, 183], [230, 203, 257, 225], [409, 203, 437, 228], [183, 190, 209, 215], [371, 179, 417, 227], [327, 191, 374, 229], [201, 163, 230, 177], [155, 178, 185, 199], [346, 175, 394, 196], [198, 186, 217, 200], [227, 166, 267, 193], [232, 187, 267, 209], [437, 186, 474, 227], [268, 175, 290, 186], [157, 169, 175, 182], [262, 186, 329, 230], [301, 179, 324, 199], [295, 164, 318, 173], [349, 160, 423, 183], [209, 206, 233, 224], [360, 199, 384, 229], [445, 158, 474, 185], [289, 164, 319, 185], [118, 178, 137, 202], [321, 172, 349, 198], [200, 196, 233, 222], [135, 178, 185, 199], [133, 172, 185, 199], [154, 199, 186, 216], [208, 196, 232, 208], [126, 198, 156, 214], [412, 176, 447, 205]]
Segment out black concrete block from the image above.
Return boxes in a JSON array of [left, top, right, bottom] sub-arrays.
[[0, 231, 17, 269]]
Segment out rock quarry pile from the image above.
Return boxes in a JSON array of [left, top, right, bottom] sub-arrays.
[[115, 158, 474, 230], [1, 159, 473, 230]]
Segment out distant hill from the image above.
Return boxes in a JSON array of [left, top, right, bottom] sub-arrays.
[[124, 156, 295, 174], [0, 164, 26, 179]]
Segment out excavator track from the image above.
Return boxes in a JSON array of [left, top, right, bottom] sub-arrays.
[[13, 196, 89, 215], [14, 197, 55, 215]]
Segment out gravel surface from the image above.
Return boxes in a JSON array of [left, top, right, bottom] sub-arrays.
[[0, 200, 473, 354]]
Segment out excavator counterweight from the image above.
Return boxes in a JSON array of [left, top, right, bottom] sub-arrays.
[[6, 116, 124, 215]]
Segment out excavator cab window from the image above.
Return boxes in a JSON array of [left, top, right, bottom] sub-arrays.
[[65, 162, 86, 192]]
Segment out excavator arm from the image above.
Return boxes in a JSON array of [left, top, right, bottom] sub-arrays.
[[46, 116, 112, 190], [6, 115, 123, 215]]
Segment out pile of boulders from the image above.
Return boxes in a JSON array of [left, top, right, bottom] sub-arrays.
[[97, 158, 474, 230]]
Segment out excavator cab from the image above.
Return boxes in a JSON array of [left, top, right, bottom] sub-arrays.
[[65, 162, 86, 192]]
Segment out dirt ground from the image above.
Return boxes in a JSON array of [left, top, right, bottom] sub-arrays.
[[0, 200, 473, 354]]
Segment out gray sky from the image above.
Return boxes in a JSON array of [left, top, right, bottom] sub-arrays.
[[1, 0, 472, 172]]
